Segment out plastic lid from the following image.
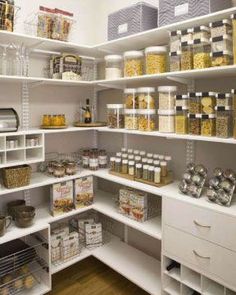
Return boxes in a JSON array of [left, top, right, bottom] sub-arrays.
[[138, 109, 156, 115], [147, 153, 153, 157], [121, 147, 127, 152], [176, 94, 188, 100], [210, 19, 232, 27], [135, 155, 141, 160], [124, 88, 137, 94], [107, 104, 124, 109], [188, 114, 201, 118], [154, 167, 161, 172], [145, 46, 167, 54], [143, 164, 149, 169], [158, 86, 177, 92], [110, 157, 115, 161], [124, 109, 139, 115], [134, 150, 139, 154], [128, 149, 133, 152], [188, 92, 201, 97], [124, 50, 143, 58], [160, 161, 167, 166], [140, 151, 146, 155], [148, 166, 155, 171], [210, 50, 233, 57], [116, 158, 121, 162], [154, 160, 160, 165], [210, 34, 232, 42], [136, 163, 142, 168], [165, 156, 172, 161], [215, 106, 232, 111], [169, 51, 182, 57], [196, 92, 216, 97], [176, 106, 189, 111], [128, 160, 135, 165], [159, 155, 164, 160], [158, 109, 175, 115], [201, 114, 216, 119], [116, 152, 122, 156], [181, 28, 193, 35], [123, 159, 128, 164], [193, 25, 210, 32], [169, 30, 181, 37], [104, 55, 122, 61], [216, 93, 231, 98], [137, 87, 155, 93]]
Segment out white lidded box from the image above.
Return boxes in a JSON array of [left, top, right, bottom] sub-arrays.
[[78, 218, 94, 242]]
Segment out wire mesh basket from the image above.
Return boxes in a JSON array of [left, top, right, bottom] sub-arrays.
[[81, 58, 96, 81], [0, 2, 20, 32]]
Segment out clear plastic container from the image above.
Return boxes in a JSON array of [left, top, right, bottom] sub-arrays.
[[216, 106, 233, 138], [216, 93, 232, 107], [138, 109, 156, 131], [175, 106, 188, 135], [145, 46, 167, 75], [199, 92, 216, 114], [169, 51, 181, 72], [158, 110, 175, 133], [193, 39, 211, 69], [104, 55, 122, 80], [170, 30, 181, 52], [107, 104, 124, 129], [231, 14, 236, 64], [210, 19, 232, 39], [189, 92, 201, 114], [158, 86, 177, 110], [181, 42, 193, 71], [124, 88, 138, 109], [201, 114, 216, 136], [181, 29, 193, 43], [193, 26, 210, 41], [124, 109, 138, 130], [124, 51, 143, 77], [188, 114, 201, 135], [231, 89, 236, 114], [175, 94, 189, 108], [211, 51, 233, 67], [211, 35, 232, 53], [137, 87, 156, 109]]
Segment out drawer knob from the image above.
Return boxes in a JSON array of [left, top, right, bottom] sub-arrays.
[[194, 220, 211, 229], [193, 250, 211, 260]]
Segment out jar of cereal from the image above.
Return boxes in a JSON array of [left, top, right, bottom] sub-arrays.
[[158, 86, 177, 110], [169, 51, 181, 72], [124, 51, 143, 77], [193, 39, 211, 69], [107, 104, 124, 129], [138, 109, 156, 132], [170, 30, 181, 52], [124, 109, 139, 130], [201, 114, 216, 137], [181, 41, 193, 71], [188, 114, 201, 135], [145, 46, 167, 75], [137, 87, 156, 109], [124, 88, 138, 109], [175, 106, 188, 135]]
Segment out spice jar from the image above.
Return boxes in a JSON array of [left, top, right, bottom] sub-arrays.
[[110, 157, 116, 171], [89, 151, 99, 171], [107, 104, 124, 129], [175, 95, 189, 108], [124, 51, 144, 77], [160, 161, 167, 177], [216, 106, 233, 138], [211, 51, 232, 67], [210, 19, 232, 38], [104, 55, 122, 80], [122, 153, 128, 159], [201, 114, 216, 137], [65, 161, 77, 175], [135, 163, 143, 179], [121, 147, 127, 153], [143, 165, 149, 180], [140, 151, 146, 157], [53, 163, 66, 178], [138, 109, 156, 131], [200, 92, 216, 114], [158, 110, 175, 133], [135, 156, 141, 163], [124, 109, 138, 130], [193, 26, 210, 41], [142, 157, 148, 165], [99, 150, 108, 168], [128, 161, 135, 176], [147, 159, 153, 165], [148, 166, 154, 182], [169, 51, 181, 72], [193, 39, 211, 69], [154, 167, 161, 184], [82, 149, 90, 169], [128, 154, 134, 161], [137, 87, 156, 109], [128, 149, 133, 154], [124, 88, 138, 109], [147, 153, 153, 159], [181, 42, 193, 71], [189, 92, 201, 114], [115, 158, 122, 173], [158, 86, 177, 110], [232, 14, 236, 64], [133, 150, 139, 156], [181, 29, 193, 43], [175, 106, 188, 135], [170, 30, 181, 52], [145, 46, 167, 75], [122, 159, 128, 174], [188, 114, 201, 135], [216, 93, 232, 107]]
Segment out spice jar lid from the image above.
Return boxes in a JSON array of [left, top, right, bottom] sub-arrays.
[[145, 46, 167, 54], [140, 151, 146, 156], [154, 167, 161, 172], [154, 160, 160, 165], [216, 93, 232, 98], [115, 158, 121, 162], [176, 94, 188, 100], [116, 152, 122, 157], [124, 109, 139, 114], [210, 19, 232, 28], [197, 92, 216, 97], [210, 34, 232, 42], [193, 25, 210, 33], [135, 156, 141, 160], [137, 87, 155, 93], [143, 164, 149, 169], [121, 147, 127, 152], [147, 153, 153, 157], [107, 104, 124, 109], [181, 28, 193, 35], [104, 55, 122, 61], [200, 114, 216, 119], [158, 86, 177, 93], [169, 51, 182, 56], [158, 110, 175, 115], [215, 106, 232, 111], [148, 166, 154, 171], [165, 156, 172, 161], [175, 106, 189, 111], [124, 50, 144, 58], [129, 160, 135, 165], [110, 157, 116, 161], [124, 88, 137, 94], [169, 30, 181, 36], [138, 109, 156, 115], [134, 150, 139, 154], [123, 159, 128, 164], [160, 161, 167, 166], [210, 50, 233, 57], [136, 163, 142, 168], [159, 155, 164, 160]]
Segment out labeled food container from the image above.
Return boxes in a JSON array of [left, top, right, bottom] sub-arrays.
[[201, 114, 216, 136], [234, 116, 236, 139], [210, 19, 232, 38], [211, 35, 232, 53], [181, 29, 193, 43], [193, 26, 210, 41], [193, 39, 211, 69], [211, 51, 232, 67], [231, 14, 236, 64], [137, 87, 155, 109], [124, 51, 144, 77], [169, 51, 181, 72], [189, 92, 201, 114], [145, 46, 167, 75], [216, 93, 232, 107], [188, 114, 201, 135], [175, 106, 188, 135], [158, 86, 177, 110], [124, 88, 138, 109], [231, 89, 236, 113], [158, 110, 175, 133], [138, 109, 156, 132], [105, 55, 122, 80], [124, 109, 138, 130], [175, 94, 189, 108], [199, 92, 216, 114], [216, 106, 233, 138], [170, 30, 181, 52], [181, 42, 193, 71], [107, 104, 124, 129]]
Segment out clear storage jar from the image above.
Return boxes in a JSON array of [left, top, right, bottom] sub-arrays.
[[170, 30, 181, 52], [104, 55, 122, 80], [175, 107, 188, 135], [193, 26, 210, 41], [181, 42, 193, 71], [124, 109, 138, 130], [158, 86, 177, 110], [169, 51, 181, 72], [189, 92, 201, 114], [199, 92, 216, 114], [231, 14, 236, 64], [216, 106, 233, 138], [137, 87, 156, 109], [188, 114, 201, 135], [211, 51, 232, 67], [107, 104, 124, 129], [145, 46, 167, 75], [231, 89, 236, 114], [193, 40, 211, 69], [211, 35, 232, 53], [216, 93, 232, 107], [181, 29, 193, 43], [158, 110, 175, 133], [210, 19, 232, 38], [175, 94, 189, 108], [201, 114, 216, 136], [138, 109, 156, 132], [124, 88, 138, 109], [124, 51, 143, 77]]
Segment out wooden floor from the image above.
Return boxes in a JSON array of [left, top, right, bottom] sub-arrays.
[[49, 256, 149, 295]]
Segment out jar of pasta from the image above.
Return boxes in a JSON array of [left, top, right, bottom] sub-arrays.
[[211, 51, 232, 67], [189, 92, 201, 114], [211, 35, 232, 53], [124, 51, 143, 77], [158, 110, 175, 133], [201, 114, 216, 137], [216, 93, 232, 107], [137, 87, 156, 109], [169, 51, 181, 72], [188, 114, 201, 135], [231, 14, 236, 64], [181, 29, 193, 43], [138, 109, 156, 132], [193, 39, 211, 69], [181, 41, 193, 71], [105, 55, 122, 80], [231, 89, 236, 114], [158, 86, 177, 110], [124, 88, 138, 109], [107, 104, 124, 129], [216, 106, 233, 138], [175, 107, 188, 135], [124, 109, 138, 130], [210, 19, 232, 39], [200, 92, 216, 114], [145, 46, 167, 75]]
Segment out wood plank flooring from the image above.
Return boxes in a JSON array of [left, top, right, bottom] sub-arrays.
[[49, 256, 149, 295]]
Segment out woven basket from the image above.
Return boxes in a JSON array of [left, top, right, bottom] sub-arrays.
[[2, 165, 32, 189]]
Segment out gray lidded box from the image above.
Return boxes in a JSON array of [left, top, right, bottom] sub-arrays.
[[108, 2, 158, 41], [159, 0, 232, 27]]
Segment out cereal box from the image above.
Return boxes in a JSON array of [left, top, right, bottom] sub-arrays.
[[118, 188, 132, 216], [129, 190, 148, 222], [85, 223, 103, 249], [74, 176, 94, 209]]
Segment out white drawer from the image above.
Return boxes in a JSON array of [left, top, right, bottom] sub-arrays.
[[164, 225, 236, 290], [163, 197, 236, 252]]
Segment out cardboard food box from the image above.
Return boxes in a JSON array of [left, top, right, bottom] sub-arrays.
[[74, 176, 94, 209], [118, 188, 132, 216], [50, 181, 74, 216], [78, 218, 94, 242], [129, 190, 148, 222], [51, 227, 68, 263], [85, 223, 103, 249], [61, 231, 80, 261]]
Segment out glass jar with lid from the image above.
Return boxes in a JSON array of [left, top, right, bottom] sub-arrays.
[[201, 114, 216, 137], [199, 92, 216, 114], [124, 88, 138, 109], [135, 163, 143, 179], [104, 55, 122, 80], [193, 39, 211, 69], [160, 161, 168, 177], [181, 29, 193, 43], [216, 106, 233, 138], [193, 26, 210, 41], [211, 35, 232, 53], [99, 149, 108, 168], [211, 51, 233, 67], [169, 51, 181, 72], [107, 104, 124, 129], [216, 93, 232, 107], [158, 110, 175, 133], [232, 14, 236, 64], [145, 46, 167, 75], [210, 19, 232, 38], [181, 41, 193, 71], [122, 159, 128, 174], [89, 151, 99, 171], [175, 94, 189, 108], [110, 157, 116, 171], [148, 166, 154, 182], [115, 158, 122, 173], [175, 106, 188, 135], [154, 167, 161, 184], [189, 92, 201, 114], [82, 149, 90, 169], [137, 87, 156, 109], [158, 86, 177, 110], [138, 109, 156, 132], [142, 165, 149, 180], [170, 30, 181, 52], [124, 51, 144, 77], [128, 160, 135, 176], [188, 114, 201, 135], [124, 109, 138, 130]]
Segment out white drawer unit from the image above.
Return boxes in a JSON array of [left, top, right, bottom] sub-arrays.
[[163, 197, 236, 252]]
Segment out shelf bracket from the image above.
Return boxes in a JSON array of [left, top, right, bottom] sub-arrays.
[[21, 81, 30, 130], [167, 76, 192, 85]]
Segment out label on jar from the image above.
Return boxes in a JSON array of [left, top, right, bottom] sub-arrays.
[[175, 3, 189, 16], [89, 158, 99, 167], [83, 156, 89, 166], [99, 155, 107, 165], [118, 23, 128, 34]]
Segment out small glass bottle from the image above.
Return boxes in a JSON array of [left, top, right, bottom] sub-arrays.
[[121, 147, 127, 153], [128, 149, 133, 154], [154, 167, 161, 184], [147, 159, 153, 165], [122, 159, 128, 174], [142, 158, 148, 165], [116, 152, 122, 157], [143, 165, 149, 181], [133, 150, 139, 156], [147, 153, 153, 159], [135, 163, 143, 179], [140, 151, 146, 157], [128, 154, 134, 161], [160, 161, 168, 177], [115, 158, 122, 173], [99, 150, 108, 168], [135, 155, 141, 163], [122, 153, 128, 159], [89, 151, 99, 171], [148, 166, 155, 182], [154, 160, 160, 167], [110, 157, 116, 171], [128, 161, 135, 176], [82, 149, 90, 169]]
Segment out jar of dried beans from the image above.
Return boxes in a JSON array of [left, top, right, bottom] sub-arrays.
[[107, 104, 124, 129]]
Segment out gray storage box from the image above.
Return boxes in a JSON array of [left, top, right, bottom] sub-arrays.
[[108, 2, 158, 41], [159, 0, 232, 27]]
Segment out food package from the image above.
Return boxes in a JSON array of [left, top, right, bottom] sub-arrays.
[[51, 230, 67, 263], [118, 188, 132, 216], [85, 223, 102, 250], [61, 231, 79, 261], [74, 176, 94, 209], [129, 190, 148, 222], [78, 218, 94, 242]]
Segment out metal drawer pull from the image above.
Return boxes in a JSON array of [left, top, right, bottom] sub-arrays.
[[193, 250, 211, 260], [194, 220, 211, 228]]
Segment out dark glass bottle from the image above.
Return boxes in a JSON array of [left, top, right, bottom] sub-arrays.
[[84, 98, 92, 124]]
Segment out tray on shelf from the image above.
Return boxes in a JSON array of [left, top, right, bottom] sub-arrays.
[[74, 122, 107, 127], [40, 125, 68, 129]]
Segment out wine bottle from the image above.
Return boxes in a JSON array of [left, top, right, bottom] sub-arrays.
[[84, 98, 92, 124], [166, 261, 180, 272]]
